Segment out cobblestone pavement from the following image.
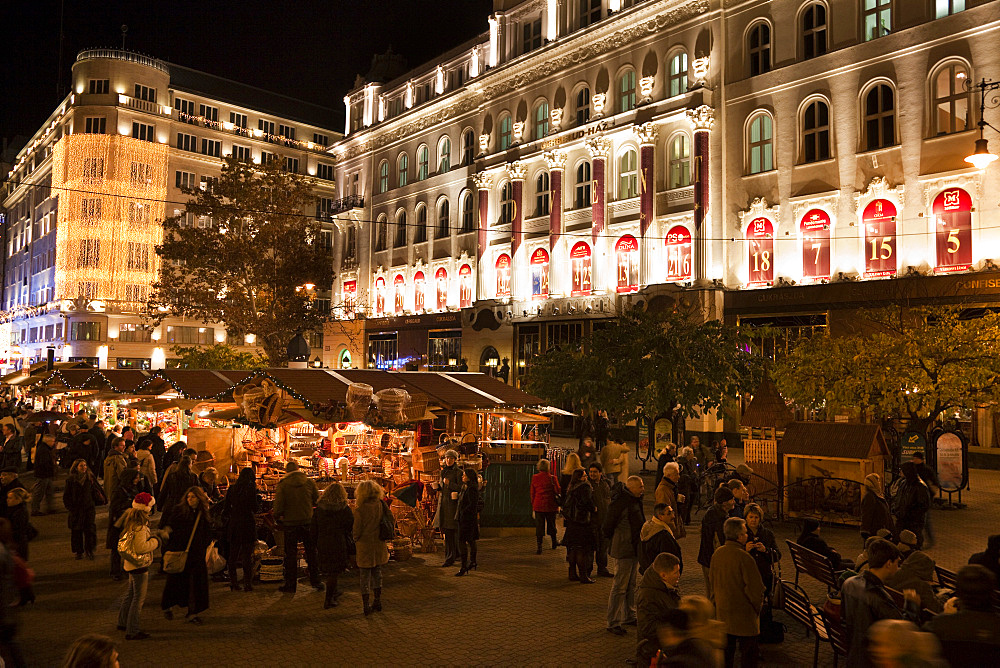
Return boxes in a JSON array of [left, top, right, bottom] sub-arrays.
[[14, 451, 999, 667]]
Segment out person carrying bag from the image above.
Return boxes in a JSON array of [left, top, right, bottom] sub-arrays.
[[163, 513, 199, 574]]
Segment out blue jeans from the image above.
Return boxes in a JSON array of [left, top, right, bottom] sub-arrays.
[[607, 557, 638, 628], [118, 570, 149, 636], [359, 566, 382, 596]]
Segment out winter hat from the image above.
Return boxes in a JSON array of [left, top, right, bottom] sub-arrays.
[[901, 550, 936, 581], [875, 528, 892, 539], [897, 530, 919, 554], [864, 473, 884, 497], [132, 493, 155, 513], [736, 464, 754, 478]]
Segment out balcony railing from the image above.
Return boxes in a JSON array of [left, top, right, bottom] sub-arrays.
[[76, 49, 169, 73], [319, 195, 365, 219]]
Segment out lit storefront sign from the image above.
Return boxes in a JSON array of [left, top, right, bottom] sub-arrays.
[[342, 280, 357, 311], [459, 264, 473, 308], [570, 242, 592, 296], [393, 274, 405, 314], [800, 209, 831, 281], [933, 187, 972, 274], [495, 254, 511, 298], [413, 271, 426, 312], [615, 235, 639, 293], [746, 217, 774, 286], [435, 267, 448, 310], [863, 199, 897, 278], [530, 248, 549, 299], [664, 225, 692, 282], [374, 277, 386, 316]]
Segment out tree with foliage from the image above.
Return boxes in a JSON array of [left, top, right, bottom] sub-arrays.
[[169, 344, 266, 370], [774, 305, 1000, 434], [525, 306, 761, 427], [153, 154, 334, 365]]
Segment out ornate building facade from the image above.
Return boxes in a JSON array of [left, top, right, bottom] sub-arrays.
[[328, 0, 1000, 441]]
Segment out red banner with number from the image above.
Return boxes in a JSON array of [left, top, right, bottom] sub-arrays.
[[800, 209, 831, 280], [933, 188, 972, 274], [863, 199, 896, 278]]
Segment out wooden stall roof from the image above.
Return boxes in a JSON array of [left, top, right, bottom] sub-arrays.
[[92, 370, 164, 394], [393, 371, 501, 410], [151, 369, 250, 400], [334, 369, 415, 394], [443, 372, 545, 407], [780, 422, 889, 460], [258, 368, 352, 407], [740, 377, 794, 429], [0, 361, 92, 385]]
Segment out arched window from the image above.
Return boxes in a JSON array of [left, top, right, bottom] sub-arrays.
[[437, 198, 450, 237], [536, 172, 550, 216], [413, 271, 426, 312], [414, 204, 427, 243], [863, 83, 895, 150], [932, 62, 970, 136], [416, 145, 429, 181], [462, 129, 475, 166], [619, 70, 637, 113], [576, 87, 591, 125], [479, 346, 500, 373], [802, 3, 827, 59], [496, 254, 512, 298], [375, 214, 387, 251], [668, 51, 689, 97], [570, 242, 592, 295], [459, 264, 473, 307], [535, 101, 550, 139], [378, 161, 389, 194], [438, 136, 451, 173], [374, 276, 386, 316], [575, 162, 592, 209], [747, 112, 774, 174], [499, 181, 514, 225], [802, 99, 831, 163], [748, 22, 771, 76], [668, 134, 691, 189], [461, 191, 475, 233], [499, 115, 513, 150], [435, 268, 448, 310], [397, 153, 408, 187], [393, 274, 405, 314], [618, 149, 638, 199], [863, 0, 891, 41], [394, 210, 407, 247]]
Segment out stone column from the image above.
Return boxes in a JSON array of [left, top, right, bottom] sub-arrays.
[[507, 161, 527, 299], [545, 150, 566, 295], [686, 105, 714, 285], [473, 172, 494, 300], [586, 136, 612, 294]]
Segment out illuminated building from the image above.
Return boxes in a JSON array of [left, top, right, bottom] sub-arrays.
[[2, 49, 340, 370], [332, 0, 1000, 442]]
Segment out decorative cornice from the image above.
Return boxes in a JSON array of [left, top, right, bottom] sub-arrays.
[[918, 171, 982, 208], [634, 122, 658, 146], [586, 136, 612, 159], [506, 161, 527, 181], [790, 191, 841, 225], [472, 172, 494, 189], [686, 105, 714, 132], [738, 197, 780, 231], [854, 176, 905, 212], [544, 150, 567, 171]]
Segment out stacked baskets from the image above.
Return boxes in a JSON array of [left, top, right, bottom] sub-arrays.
[[346, 382, 374, 421]]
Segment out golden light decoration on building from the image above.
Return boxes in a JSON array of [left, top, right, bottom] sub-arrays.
[[51, 134, 168, 312]]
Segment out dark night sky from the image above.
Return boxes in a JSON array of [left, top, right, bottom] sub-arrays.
[[1, 0, 493, 151]]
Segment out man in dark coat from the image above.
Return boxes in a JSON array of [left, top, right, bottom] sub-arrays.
[[147, 426, 167, 479], [30, 435, 57, 515], [87, 419, 106, 463], [588, 462, 613, 577], [636, 552, 681, 667], [639, 503, 683, 574], [710, 518, 766, 668], [0, 424, 20, 473], [841, 539, 919, 667], [698, 486, 735, 599], [926, 564, 1000, 667], [437, 450, 463, 567], [273, 461, 321, 593], [604, 476, 645, 635]]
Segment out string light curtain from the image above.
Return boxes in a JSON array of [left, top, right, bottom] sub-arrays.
[[52, 135, 168, 310]]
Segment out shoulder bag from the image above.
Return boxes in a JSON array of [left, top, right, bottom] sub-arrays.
[[163, 513, 200, 574], [118, 529, 153, 569], [378, 500, 395, 541]]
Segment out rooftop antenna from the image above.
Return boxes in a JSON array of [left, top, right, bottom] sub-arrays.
[[121, 24, 128, 49]]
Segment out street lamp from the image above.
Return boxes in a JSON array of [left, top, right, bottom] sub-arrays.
[[965, 78, 1000, 169]]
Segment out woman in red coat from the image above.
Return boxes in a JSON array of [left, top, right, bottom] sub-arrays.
[[530, 459, 561, 555]]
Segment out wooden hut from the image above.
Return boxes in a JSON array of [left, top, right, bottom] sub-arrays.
[[740, 376, 793, 492]]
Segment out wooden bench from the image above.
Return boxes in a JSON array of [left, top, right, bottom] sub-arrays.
[[821, 608, 849, 668], [935, 566, 957, 590], [786, 539, 841, 594], [778, 579, 828, 668]]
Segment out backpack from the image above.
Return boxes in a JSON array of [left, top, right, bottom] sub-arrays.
[[378, 500, 395, 541]]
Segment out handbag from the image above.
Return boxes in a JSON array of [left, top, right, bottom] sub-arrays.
[[378, 500, 395, 541], [205, 540, 227, 574], [163, 513, 201, 574], [771, 562, 785, 610], [118, 529, 153, 569]]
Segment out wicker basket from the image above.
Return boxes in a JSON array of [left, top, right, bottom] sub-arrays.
[[392, 538, 413, 561], [403, 392, 429, 422], [375, 388, 410, 423], [347, 383, 374, 420]]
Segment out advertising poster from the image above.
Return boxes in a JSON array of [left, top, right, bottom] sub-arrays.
[[934, 431, 966, 492]]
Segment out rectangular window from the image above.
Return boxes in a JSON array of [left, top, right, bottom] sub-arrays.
[[124, 285, 148, 303], [260, 151, 276, 164], [81, 198, 102, 221], [177, 133, 197, 151], [118, 323, 152, 343], [127, 201, 150, 224], [427, 330, 462, 371], [82, 157, 104, 180], [935, 0, 964, 17], [200, 138, 221, 157], [258, 119, 275, 136], [317, 197, 334, 219], [126, 242, 150, 270], [229, 112, 248, 128], [132, 122, 154, 142], [231, 144, 252, 162], [523, 18, 542, 54], [70, 321, 102, 341], [316, 163, 334, 180], [367, 333, 398, 370], [166, 325, 214, 345], [83, 117, 106, 134], [284, 157, 299, 173], [313, 133, 329, 147], [77, 239, 100, 268], [175, 170, 196, 190], [133, 84, 157, 103], [198, 104, 219, 122], [88, 79, 109, 94], [278, 124, 296, 140], [580, 0, 602, 27], [176, 98, 196, 122], [864, 0, 892, 41], [130, 161, 152, 184], [117, 358, 151, 370]]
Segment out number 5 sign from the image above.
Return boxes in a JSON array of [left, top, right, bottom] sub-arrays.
[[933, 188, 972, 274]]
